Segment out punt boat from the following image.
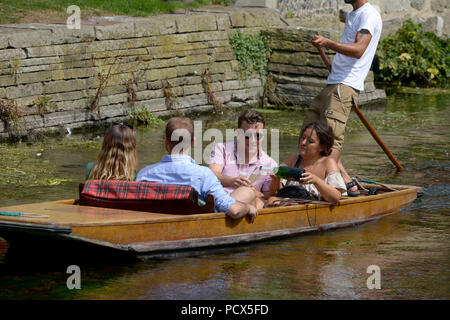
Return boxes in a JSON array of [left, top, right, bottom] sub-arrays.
[[0, 181, 421, 261]]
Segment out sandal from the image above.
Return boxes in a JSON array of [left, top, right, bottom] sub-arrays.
[[346, 179, 360, 197]]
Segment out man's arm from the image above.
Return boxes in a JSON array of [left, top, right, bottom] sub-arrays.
[[312, 29, 372, 59]]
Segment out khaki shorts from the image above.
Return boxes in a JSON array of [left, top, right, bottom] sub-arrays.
[[302, 83, 359, 151]]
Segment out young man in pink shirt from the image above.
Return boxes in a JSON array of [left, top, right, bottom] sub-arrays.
[[208, 109, 278, 209]]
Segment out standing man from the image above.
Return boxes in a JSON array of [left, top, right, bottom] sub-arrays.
[[302, 0, 382, 195]]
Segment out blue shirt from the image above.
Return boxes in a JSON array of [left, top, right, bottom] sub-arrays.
[[136, 154, 236, 213]]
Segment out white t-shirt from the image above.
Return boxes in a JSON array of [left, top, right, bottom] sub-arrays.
[[327, 3, 382, 91]]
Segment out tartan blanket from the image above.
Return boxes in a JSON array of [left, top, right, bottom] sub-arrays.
[[81, 180, 197, 202]]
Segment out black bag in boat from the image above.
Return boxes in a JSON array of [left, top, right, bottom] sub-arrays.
[[276, 185, 311, 200]]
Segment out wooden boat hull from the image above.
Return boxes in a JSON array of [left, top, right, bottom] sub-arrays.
[[0, 184, 420, 260]]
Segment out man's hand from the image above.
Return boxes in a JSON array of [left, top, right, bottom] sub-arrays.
[[312, 35, 329, 48], [246, 205, 258, 223], [231, 176, 252, 189]]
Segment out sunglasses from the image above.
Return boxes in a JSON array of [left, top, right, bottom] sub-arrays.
[[244, 132, 264, 140], [113, 122, 133, 130]]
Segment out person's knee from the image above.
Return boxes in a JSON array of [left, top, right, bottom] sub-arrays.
[[231, 186, 256, 204]]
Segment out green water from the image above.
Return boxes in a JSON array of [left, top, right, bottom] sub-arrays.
[[0, 88, 449, 299]]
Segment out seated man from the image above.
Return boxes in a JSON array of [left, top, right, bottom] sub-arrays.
[[136, 117, 258, 222], [208, 109, 278, 209]]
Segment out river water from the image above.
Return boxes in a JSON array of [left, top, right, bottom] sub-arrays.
[[0, 87, 448, 299]]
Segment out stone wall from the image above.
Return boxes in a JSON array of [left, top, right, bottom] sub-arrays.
[[0, 8, 284, 139], [277, 0, 449, 37], [264, 26, 386, 107]]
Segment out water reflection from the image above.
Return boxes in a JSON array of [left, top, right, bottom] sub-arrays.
[[0, 88, 448, 299]]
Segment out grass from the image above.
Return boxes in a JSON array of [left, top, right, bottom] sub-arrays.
[[0, 0, 227, 24]]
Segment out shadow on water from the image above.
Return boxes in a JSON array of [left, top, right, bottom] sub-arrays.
[[0, 87, 449, 299]]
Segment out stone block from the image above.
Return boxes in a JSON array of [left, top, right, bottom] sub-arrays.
[[0, 74, 17, 87], [179, 54, 214, 66], [8, 29, 53, 48], [0, 34, 9, 50], [144, 67, 178, 81], [134, 98, 167, 112], [431, 0, 449, 12], [169, 76, 202, 87], [270, 52, 324, 67], [216, 14, 231, 30], [263, 27, 331, 43], [47, 90, 87, 102], [411, 0, 426, 11], [95, 22, 135, 40], [50, 26, 96, 44], [16, 71, 53, 84], [57, 98, 88, 111], [183, 84, 204, 96], [44, 79, 87, 94], [6, 83, 43, 99], [268, 63, 329, 77], [230, 12, 246, 27], [99, 93, 128, 106], [0, 87, 6, 98], [135, 89, 164, 101], [380, 0, 411, 14], [209, 61, 232, 74], [135, 16, 177, 37], [175, 14, 217, 33], [0, 49, 26, 62], [176, 94, 209, 109], [176, 64, 208, 77], [419, 15, 444, 36], [187, 31, 228, 43], [267, 38, 320, 53]]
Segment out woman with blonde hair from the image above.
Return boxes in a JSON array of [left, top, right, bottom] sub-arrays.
[[86, 123, 138, 181]]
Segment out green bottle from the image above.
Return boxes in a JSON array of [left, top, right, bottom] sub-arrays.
[[259, 166, 305, 180]]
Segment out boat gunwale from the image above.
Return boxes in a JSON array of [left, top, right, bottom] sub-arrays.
[[0, 184, 421, 228]]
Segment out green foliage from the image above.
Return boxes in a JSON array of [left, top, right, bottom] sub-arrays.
[[0, 0, 227, 24], [229, 31, 272, 77], [34, 95, 57, 114], [374, 20, 449, 87], [127, 107, 164, 127]]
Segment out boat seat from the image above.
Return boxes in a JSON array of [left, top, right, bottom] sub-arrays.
[[78, 180, 215, 215]]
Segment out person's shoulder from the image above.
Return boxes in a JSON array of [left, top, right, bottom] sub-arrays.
[[283, 152, 299, 166], [362, 3, 382, 20], [322, 156, 339, 170]]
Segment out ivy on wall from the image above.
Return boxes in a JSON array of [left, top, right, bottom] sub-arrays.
[[229, 31, 272, 78]]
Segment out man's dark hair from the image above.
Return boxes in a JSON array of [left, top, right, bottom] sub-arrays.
[[165, 117, 194, 149], [238, 109, 265, 128]]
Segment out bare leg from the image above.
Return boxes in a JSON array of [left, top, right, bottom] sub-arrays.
[[329, 148, 357, 192], [230, 186, 257, 207]]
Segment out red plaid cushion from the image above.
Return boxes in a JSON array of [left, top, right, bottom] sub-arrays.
[[78, 180, 214, 214], [81, 180, 195, 201]]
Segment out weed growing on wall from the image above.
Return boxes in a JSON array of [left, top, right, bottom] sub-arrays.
[[374, 20, 449, 87], [127, 107, 164, 127], [34, 95, 57, 115], [229, 31, 272, 78]]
